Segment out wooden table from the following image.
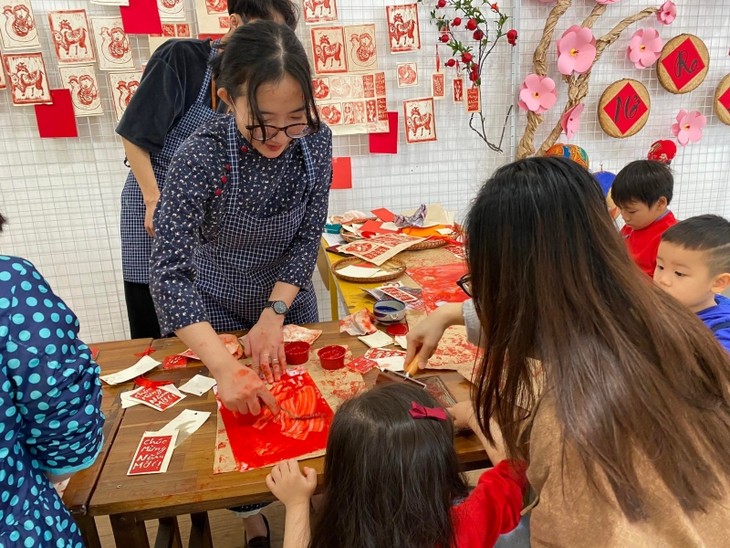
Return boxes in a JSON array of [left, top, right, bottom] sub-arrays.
[[63, 337, 154, 548], [317, 240, 463, 319], [87, 321, 488, 547]]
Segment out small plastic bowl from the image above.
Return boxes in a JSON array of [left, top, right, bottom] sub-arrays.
[[317, 345, 346, 370], [285, 341, 310, 366]]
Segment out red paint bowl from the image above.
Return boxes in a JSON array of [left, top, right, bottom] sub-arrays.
[[285, 341, 310, 366], [317, 345, 346, 370]]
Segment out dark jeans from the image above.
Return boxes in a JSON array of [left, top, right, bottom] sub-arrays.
[[123, 281, 162, 339]]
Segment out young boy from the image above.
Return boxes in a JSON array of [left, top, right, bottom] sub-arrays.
[[612, 160, 677, 277], [654, 215, 730, 352]]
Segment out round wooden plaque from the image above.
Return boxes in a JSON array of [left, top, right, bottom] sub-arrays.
[[598, 79, 650, 138], [656, 34, 709, 94], [714, 74, 730, 125]]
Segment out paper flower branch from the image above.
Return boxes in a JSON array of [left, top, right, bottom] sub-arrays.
[[429, 0, 516, 152], [516, 0, 661, 160]]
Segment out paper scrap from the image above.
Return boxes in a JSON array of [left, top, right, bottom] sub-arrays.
[[100, 355, 161, 385], [127, 430, 178, 475], [375, 356, 405, 372], [158, 409, 211, 448], [340, 309, 377, 336], [358, 330, 394, 349], [322, 232, 345, 247], [178, 374, 217, 397], [368, 111, 398, 154], [394, 335, 408, 349], [436, 228, 454, 235], [337, 265, 387, 278], [331, 157, 353, 190], [34, 89, 78, 139], [346, 356, 378, 374], [338, 232, 425, 266], [365, 348, 406, 360]]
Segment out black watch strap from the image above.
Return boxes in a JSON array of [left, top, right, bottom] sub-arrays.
[[267, 300, 288, 315]]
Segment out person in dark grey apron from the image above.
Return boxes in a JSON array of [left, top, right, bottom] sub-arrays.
[[116, 0, 298, 340], [149, 22, 332, 546]]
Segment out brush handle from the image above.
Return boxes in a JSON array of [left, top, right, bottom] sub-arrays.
[[405, 356, 421, 377]]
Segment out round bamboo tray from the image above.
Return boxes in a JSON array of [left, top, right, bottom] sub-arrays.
[[409, 238, 448, 251], [331, 257, 406, 284]]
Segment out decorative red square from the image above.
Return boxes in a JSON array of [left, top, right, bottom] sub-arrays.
[[660, 38, 705, 91], [602, 82, 648, 135], [719, 87, 730, 113]]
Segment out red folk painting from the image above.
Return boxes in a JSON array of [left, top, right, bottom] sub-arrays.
[[217, 369, 334, 471], [406, 263, 469, 312]]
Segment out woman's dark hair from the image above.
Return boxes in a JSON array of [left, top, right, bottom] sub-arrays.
[[0, 213, 6, 232], [466, 156, 730, 521], [228, 0, 299, 30], [611, 159, 674, 207], [310, 383, 468, 548], [211, 21, 320, 138]]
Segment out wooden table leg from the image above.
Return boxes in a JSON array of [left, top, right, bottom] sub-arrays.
[[155, 517, 182, 548], [73, 513, 101, 548], [328, 269, 339, 321], [189, 512, 213, 548], [110, 513, 149, 548]]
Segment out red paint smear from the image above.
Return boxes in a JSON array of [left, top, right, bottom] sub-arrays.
[[406, 263, 469, 312], [218, 370, 334, 471]]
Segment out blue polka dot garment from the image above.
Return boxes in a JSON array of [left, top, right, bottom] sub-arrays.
[[0, 256, 104, 547]]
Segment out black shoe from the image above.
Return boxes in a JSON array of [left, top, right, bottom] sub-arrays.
[[246, 514, 270, 548]]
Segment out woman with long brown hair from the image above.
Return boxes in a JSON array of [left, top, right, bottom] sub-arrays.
[[406, 157, 730, 545]]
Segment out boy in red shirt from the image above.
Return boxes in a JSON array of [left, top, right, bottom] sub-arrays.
[[612, 160, 677, 277]]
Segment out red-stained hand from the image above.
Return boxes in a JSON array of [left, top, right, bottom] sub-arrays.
[[216, 362, 279, 415], [244, 315, 286, 383]]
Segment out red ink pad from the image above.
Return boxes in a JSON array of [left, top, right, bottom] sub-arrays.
[[386, 323, 409, 336], [317, 345, 346, 370], [284, 341, 310, 366]]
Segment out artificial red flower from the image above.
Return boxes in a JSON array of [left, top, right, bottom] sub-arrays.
[[445, 58, 456, 67], [436, 0, 447, 8], [461, 52, 473, 63], [465, 18, 478, 31], [473, 29, 484, 40], [452, 16, 461, 26], [507, 29, 518, 46], [491, 2, 499, 11], [439, 33, 450, 43]]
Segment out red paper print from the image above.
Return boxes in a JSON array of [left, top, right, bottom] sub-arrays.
[[362, 74, 374, 98], [218, 370, 334, 471], [48, 10, 95, 65], [346, 356, 378, 374], [453, 78, 463, 103], [428, 327, 480, 369], [406, 263, 469, 312], [364, 348, 406, 360], [445, 243, 466, 261], [386, 3, 420, 53], [4, 52, 51, 105], [120, 0, 163, 34], [376, 98, 388, 121], [282, 324, 322, 345], [129, 385, 183, 411], [34, 89, 78, 138], [660, 37, 706, 91], [331, 157, 352, 189], [465, 87, 480, 113], [310, 26, 347, 75], [312, 77, 330, 100], [375, 72, 386, 95], [163, 354, 188, 369], [404, 98, 436, 144], [319, 103, 342, 125], [302, 0, 338, 25], [432, 73, 445, 99], [379, 284, 419, 303], [601, 82, 648, 136], [345, 24, 377, 72], [128, 434, 174, 475]]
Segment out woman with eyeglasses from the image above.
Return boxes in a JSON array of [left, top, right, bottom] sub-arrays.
[[149, 21, 332, 419], [407, 157, 730, 546]]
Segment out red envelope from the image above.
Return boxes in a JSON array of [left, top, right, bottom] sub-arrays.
[[128, 432, 176, 475], [331, 157, 352, 189], [346, 356, 378, 374], [120, 0, 163, 34], [34, 89, 77, 139], [371, 208, 396, 222], [369, 111, 399, 154]]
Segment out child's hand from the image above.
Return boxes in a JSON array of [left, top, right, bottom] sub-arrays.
[[448, 400, 477, 431], [266, 459, 317, 508]]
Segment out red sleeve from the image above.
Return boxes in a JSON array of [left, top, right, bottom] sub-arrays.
[[450, 460, 527, 548]]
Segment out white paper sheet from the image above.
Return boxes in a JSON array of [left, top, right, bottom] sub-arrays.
[[178, 374, 217, 397], [375, 356, 405, 371], [337, 265, 388, 278], [100, 355, 161, 385], [358, 330, 394, 349], [158, 409, 211, 448]]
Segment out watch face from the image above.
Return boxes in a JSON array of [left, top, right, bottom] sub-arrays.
[[272, 301, 288, 315]]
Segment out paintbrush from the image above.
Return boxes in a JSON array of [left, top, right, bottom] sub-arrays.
[[375, 356, 427, 389]]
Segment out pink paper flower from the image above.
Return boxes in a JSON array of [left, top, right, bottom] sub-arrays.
[[627, 28, 663, 69], [671, 109, 706, 146], [657, 1, 677, 25], [518, 74, 558, 114], [561, 103, 585, 139], [557, 25, 597, 75]]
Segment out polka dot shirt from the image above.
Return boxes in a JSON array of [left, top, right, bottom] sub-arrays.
[[150, 116, 333, 335], [0, 256, 104, 547]]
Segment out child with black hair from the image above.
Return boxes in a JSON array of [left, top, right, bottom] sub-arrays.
[[655, 214, 730, 352], [612, 159, 677, 276], [266, 383, 527, 548]]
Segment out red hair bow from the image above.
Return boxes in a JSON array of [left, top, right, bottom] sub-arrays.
[[409, 401, 448, 421]]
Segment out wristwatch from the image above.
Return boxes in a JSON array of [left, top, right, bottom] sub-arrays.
[[266, 300, 289, 315]]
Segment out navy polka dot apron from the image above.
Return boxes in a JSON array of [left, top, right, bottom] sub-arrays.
[[120, 41, 221, 284], [193, 117, 319, 332]]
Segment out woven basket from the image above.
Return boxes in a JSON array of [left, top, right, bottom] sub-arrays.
[[409, 238, 448, 251], [331, 257, 406, 284]]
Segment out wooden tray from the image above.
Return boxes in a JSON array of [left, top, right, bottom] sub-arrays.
[[331, 257, 406, 284]]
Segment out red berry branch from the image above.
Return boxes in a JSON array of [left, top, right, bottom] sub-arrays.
[[426, 0, 517, 152]]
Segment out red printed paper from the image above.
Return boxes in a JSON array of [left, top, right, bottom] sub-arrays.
[[59, 65, 103, 117], [344, 24, 377, 72], [128, 431, 177, 475], [432, 72, 445, 99], [453, 78, 464, 103], [445, 243, 466, 261], [0, 0, 40, 50], [92, 17, 135, 71], [217, 370, 334, 471], [406, 263, 469, 312], [4, 53, 51, 106], [128, 385, 184, 411], [310, 26, 348, 75], [34, 89, 78, 138], [601, 81, 648, 136], [396, 62, 418, 87], [386, 3, 420, 53], [369, 111, 398, 154], [302, 0, 338, 25], [465, 86, 480, 113], [282, 324, 322, 345], [404, 98, 436, 144], [379, 284, 419, 304], [660, 37, 706, 92], [364, 348, 406, 360], [163, 355, 188, 370], [346, 356, 378, 374], [48, 10, 95, 65]]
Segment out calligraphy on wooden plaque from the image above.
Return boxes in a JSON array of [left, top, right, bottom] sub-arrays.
[[598, 79, 650, 138], [657, 34, 709, 94], [713, 74, 730, 126]]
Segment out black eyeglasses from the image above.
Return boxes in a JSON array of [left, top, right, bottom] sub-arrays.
[[456, 274, 472, 297], [244, 123, 314, 141]]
